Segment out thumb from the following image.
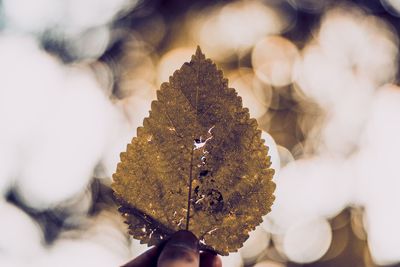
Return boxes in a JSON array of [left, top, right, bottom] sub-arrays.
[[157, 230, 200, 267]]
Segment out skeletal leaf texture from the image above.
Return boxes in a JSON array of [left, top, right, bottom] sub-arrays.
[[112, 47, 275, 255]]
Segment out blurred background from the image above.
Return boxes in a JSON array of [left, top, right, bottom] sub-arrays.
[[0, 0, 400, 266]]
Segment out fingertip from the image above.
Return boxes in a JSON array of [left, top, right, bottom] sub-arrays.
[[157, 230, 200, 267], [121, 246, 160, 267], [167, 230, 199, 251]]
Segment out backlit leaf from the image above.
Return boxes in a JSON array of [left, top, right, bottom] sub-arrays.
[[112, 47, 275, 255]]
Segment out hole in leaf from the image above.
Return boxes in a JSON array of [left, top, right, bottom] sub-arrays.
[[206, 189, 224, 213], [199, 170, 209, 176]]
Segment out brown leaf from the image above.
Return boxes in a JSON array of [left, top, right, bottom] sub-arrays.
[[112, 47, 275, 255]]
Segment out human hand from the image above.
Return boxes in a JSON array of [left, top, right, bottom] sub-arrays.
[[122, 230, 222, 267]]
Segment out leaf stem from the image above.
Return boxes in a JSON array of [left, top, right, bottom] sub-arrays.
[[186, 59, 200, 231], [186, 147, 195, 230]]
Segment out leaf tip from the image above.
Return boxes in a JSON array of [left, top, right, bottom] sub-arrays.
[[193, 45, 206, 61]]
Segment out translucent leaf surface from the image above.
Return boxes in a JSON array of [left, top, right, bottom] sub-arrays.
[[112, 47, 275, 255]]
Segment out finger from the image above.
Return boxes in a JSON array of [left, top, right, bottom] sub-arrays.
[[157, 230, 200, 267], [200, 251, 222, 267], [121, 246, 160, 267]]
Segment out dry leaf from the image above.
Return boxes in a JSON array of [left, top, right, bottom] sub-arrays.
[[112, 47, 275, 255]]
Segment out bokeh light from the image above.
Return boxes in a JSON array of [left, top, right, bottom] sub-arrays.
[[283, 217, 332, 263], [252, 36, 299, 87], [193, 0, 285, 61]]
